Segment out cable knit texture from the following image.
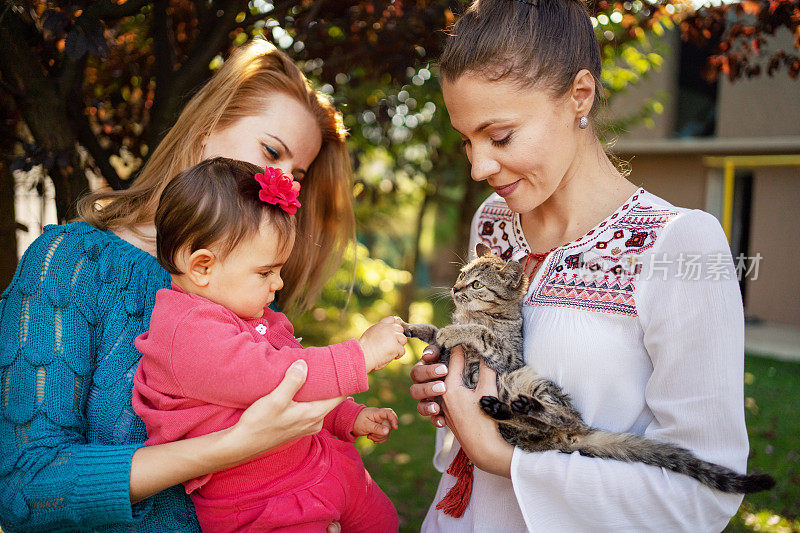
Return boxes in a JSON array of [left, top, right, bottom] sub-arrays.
[[0, 221, 199, 532]]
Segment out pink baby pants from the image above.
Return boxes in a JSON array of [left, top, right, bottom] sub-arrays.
[[191, 437, 398, 532]]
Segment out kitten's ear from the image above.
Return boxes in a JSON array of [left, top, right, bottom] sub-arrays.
[[475, 242, 492, 258], [501, 260, 525, 288]]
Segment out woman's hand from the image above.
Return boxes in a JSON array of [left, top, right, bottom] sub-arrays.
[[439, 347, 514, 478], [130, 360, 344, 503], [223, 359, 345, 461], [409, 345, 449, 428]]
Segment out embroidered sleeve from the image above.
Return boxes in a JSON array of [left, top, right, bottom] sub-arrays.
[[508, 210, 748, 531], [471, 195, 519, 261]]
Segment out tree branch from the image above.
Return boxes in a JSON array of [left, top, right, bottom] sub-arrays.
[[185, 0, 300, 94], [86, 0, 151, 22], [194, 0, 217, 40], [0, 122, 25, 146], [0, 6, 47, 101], [57, 56, 84, 101], [172, 0, 245, 93], [152, 0, 176, 80], [65, 67, 125, 190]]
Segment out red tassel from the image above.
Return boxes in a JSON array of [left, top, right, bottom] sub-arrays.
[[435, 448, 474, 518]]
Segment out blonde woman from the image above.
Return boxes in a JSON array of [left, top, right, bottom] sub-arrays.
[[0, 40, 355, 532]]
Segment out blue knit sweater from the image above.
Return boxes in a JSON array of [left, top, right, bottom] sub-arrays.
[[0, 222, 200, 532]]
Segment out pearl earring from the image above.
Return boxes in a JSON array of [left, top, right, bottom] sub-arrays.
[[579, 116, 588, 129]]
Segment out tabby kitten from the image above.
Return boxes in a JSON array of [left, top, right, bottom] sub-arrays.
[[401, 242, 774, 494]]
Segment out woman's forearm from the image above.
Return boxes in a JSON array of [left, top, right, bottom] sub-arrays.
[[129, 360, 345, 504], [129, 425, 244, 503], [466, 440, 513, 478]]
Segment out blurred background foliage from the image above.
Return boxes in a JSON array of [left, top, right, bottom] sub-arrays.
[[2, 0, 799, 531]]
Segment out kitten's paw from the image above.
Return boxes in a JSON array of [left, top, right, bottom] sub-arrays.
[[461, 375, 478, 389], [461, 363, 479, 389], [510, 394, 544, 415], [437, 337, 456, 352], [397, 321, 414, 338], [479, 396, 512, 420]]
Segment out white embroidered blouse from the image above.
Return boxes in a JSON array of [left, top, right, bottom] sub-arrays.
[[421, 188, 749, 532]]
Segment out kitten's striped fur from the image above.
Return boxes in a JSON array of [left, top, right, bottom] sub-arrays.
[[401, 243, 774, 494]]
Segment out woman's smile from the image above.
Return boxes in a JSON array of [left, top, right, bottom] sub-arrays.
[[491, 180, 521, 198]]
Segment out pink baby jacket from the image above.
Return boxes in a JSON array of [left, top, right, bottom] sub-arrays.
[[131, 285, 369, 498]]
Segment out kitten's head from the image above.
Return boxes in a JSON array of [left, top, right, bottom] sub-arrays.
[[452, 243, 529, 313]]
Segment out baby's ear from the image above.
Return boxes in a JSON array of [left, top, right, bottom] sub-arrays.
[[475, 242, 492, 258], [501, 261, 524, 288], [185, 249, 217, 287]]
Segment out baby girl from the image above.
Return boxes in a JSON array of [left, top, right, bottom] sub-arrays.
[[132, 157, 404, 532]]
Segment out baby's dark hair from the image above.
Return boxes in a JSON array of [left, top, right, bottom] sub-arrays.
[[155, 157, 296, 274], [440, 0, 603, 114]]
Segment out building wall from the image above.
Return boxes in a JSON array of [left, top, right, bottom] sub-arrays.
[[14, 169, 58, 258], [608, 28, 800, 142], [745, 166, 800, 326], [624, 154, 707, 209], [608, 26, 800, 329], [625, 157, 800, 327]]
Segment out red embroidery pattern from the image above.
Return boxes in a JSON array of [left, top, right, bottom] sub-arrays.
[[476, 199, 518, 261], [473, 191, 680, 317], [529, 201, 679, 316]]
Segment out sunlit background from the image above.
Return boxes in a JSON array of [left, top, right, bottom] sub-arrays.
[[3, 0, 799, 531]]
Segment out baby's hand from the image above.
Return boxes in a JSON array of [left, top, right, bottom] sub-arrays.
[[352, 407, 399, 444], [359, 316, 407, 372]]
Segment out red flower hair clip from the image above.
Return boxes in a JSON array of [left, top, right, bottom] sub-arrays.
[[254, 166, 302, 215]]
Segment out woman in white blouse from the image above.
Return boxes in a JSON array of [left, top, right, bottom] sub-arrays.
[[409, 0, 749, 531]]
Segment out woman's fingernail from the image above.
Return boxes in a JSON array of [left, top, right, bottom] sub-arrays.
[[289, 360, 307, 374], [423, 348, 434, 356], [434, 365, 448, 375], [432, 382, 446, 393], [435, 419, 444, 427], [427, 404, 438, 414]]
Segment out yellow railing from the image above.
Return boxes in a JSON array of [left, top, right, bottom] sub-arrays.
[[702, 155, 800, 243]]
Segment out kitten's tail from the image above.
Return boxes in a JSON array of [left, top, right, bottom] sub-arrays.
[[569, 430, 775, 494]]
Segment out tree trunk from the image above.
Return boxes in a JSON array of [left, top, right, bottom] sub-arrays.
[[0, 133, 18, 291], [17, 93, 88, 222], [0, 8, 89, 223], [399, 189, 434, 320], [49, 150, 89, 223]]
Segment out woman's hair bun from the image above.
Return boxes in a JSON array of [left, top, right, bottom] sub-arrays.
[[440, 0, 602, 113]]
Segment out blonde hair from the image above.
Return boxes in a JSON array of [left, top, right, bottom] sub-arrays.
[[78, 39, 354, 312]]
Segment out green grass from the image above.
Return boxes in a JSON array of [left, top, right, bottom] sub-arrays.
[[353, 360, 439, 531], [353, 354, 800, 533], [725, 355, 800, 532]]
